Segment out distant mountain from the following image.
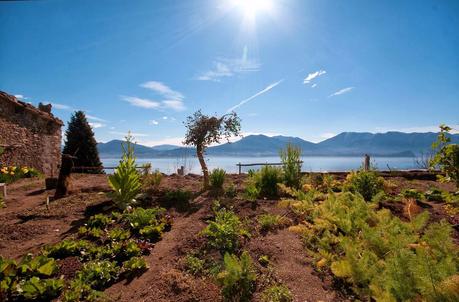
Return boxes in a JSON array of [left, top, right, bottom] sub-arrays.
[[150, 144, 181, 151], [97, 132, 459, 158]]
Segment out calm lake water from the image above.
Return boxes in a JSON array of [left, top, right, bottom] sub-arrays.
[[101, 156, 419, 174]]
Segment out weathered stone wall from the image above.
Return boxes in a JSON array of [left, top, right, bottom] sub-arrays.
[[0, 92, 63, 177]]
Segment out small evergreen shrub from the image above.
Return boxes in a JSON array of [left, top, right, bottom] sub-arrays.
[[280, 144, 302, 189], [217, 251, 256, 302], [261, 284, 293, 302], [184, 254, 206, 276], [400, 188, 424, 200], [108, 134, 142, 210], [210, 168, 226, 190], [247, 166, 283, 199], [225, 182, 238, 198], [343, 170, 385, 201]]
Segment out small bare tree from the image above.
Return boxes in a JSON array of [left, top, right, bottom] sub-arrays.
[[183, 110, 241, 188]]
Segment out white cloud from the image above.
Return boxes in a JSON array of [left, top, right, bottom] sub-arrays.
[[329, 87, 354, 97], [140, 81, 184, 100], [162, 100, 186, 111], [51, 102, 73, 110], [303, 70, 326, 84], [14, 94, 28, 100], [149, 120, 159, 125], [311, 83, 317, 88], [162, 116, 168, 120], [320, 132, 336, 139], [196, 46, 260, 82], [227, 79, 283, 112], [121, 96, 161, 109], [86, 114, 106, 122], [137, 137, 185, 147], [89, 122, 106, 129], [109, 131, 149, 137]]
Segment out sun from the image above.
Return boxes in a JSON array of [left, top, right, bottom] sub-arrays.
[[230, 0, 274, 19]]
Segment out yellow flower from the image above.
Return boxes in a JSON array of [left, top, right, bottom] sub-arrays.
[[10, 171, 15, 175]]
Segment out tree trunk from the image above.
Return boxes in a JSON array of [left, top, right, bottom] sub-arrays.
[[196, 145, 209, 189]]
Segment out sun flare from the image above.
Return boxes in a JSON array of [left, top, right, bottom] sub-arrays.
[[230, 0, 274, 18]]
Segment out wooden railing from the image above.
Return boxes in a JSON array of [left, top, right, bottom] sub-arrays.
[[236, 161, 303, 174]]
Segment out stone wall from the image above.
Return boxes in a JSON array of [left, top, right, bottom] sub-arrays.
[[0, 92, 63, 177]]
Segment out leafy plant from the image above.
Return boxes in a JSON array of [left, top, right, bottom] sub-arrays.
[[108, 133, 142, 210], [18, 276, 64, 300], [62, 279, 105, 302], [122, 257, 148, 277], [210, 168, 226, 191], [243, 183, 260, 201], [217, 251, 256, 302], [201, 207, 248, 254], [75, 260, 119, 290], [401, 188, 424, 200], [430, 124, 459, 188], [280, 144, 302, 189], [225, 182, 238, 198], [343, 170, 385, 201], [425, 188, 445, 202], [43, 239, 93, 259], [261, 284, 292, 302], [123, 207, 168, 241]]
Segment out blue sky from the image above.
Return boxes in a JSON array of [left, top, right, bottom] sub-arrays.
[[1, 0, 458, 146]]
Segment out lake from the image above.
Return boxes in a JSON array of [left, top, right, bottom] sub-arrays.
[[101, 156, 419, 174]]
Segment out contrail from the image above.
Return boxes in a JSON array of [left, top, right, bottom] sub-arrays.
[[227, 79, 284, 112]]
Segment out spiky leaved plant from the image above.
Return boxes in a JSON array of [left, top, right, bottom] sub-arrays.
[[108, 133, 142, 210]]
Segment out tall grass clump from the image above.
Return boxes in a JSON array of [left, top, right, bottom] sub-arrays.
[[210, 168, 226, 191], [108, 134, 142, 210], [246, 166, 283, 199], [280, 144, 302, 189], [343, 170, 385, 201]]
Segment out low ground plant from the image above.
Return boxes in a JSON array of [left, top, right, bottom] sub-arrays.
[[294, 192, 459, 301], [163, 189, 193, 211], [184, 253, 206, 276], [0, 166, 41, 183], [261, 284, 292, 302], [217, 251, 256, 302], [257, 214, 287, 232]]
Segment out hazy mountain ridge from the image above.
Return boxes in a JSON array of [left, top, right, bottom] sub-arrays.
[[98, 132, 459, 158]]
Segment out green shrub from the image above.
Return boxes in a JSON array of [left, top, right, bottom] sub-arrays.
[[218, 251, 256, 302], [123, 207, 167, 241], [261, 284, 292, 302], [280, 144, 302, 189], [425, 188, 445, 202], [244, 183, 260, 201], [248, 166, 283, 199], [142, 169, 162, 191], [430, 125, 459, 188], [18, 276, 64, 300], [401, 188, 424, 200], [343, 170, 385, 201], [108, 134, 142, 210], [225, 182, 238, 198], [210, 168, 226, 190], [201, 207, 248, 254], [163, 189, 193, 211], [257, 214, 285, 232]]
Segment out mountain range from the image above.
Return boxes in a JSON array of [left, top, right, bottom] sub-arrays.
[[97, 132, 459, 158]]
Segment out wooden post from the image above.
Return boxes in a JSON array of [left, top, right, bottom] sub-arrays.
[[177, 165, 184, 176], [364, 154, 370, 171], [238, 163, 241, 175], [0, 183, 6, 199], [54, 154, 76, 199]]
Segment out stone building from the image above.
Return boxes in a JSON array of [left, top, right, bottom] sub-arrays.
[[0, 91, 63, 177]]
